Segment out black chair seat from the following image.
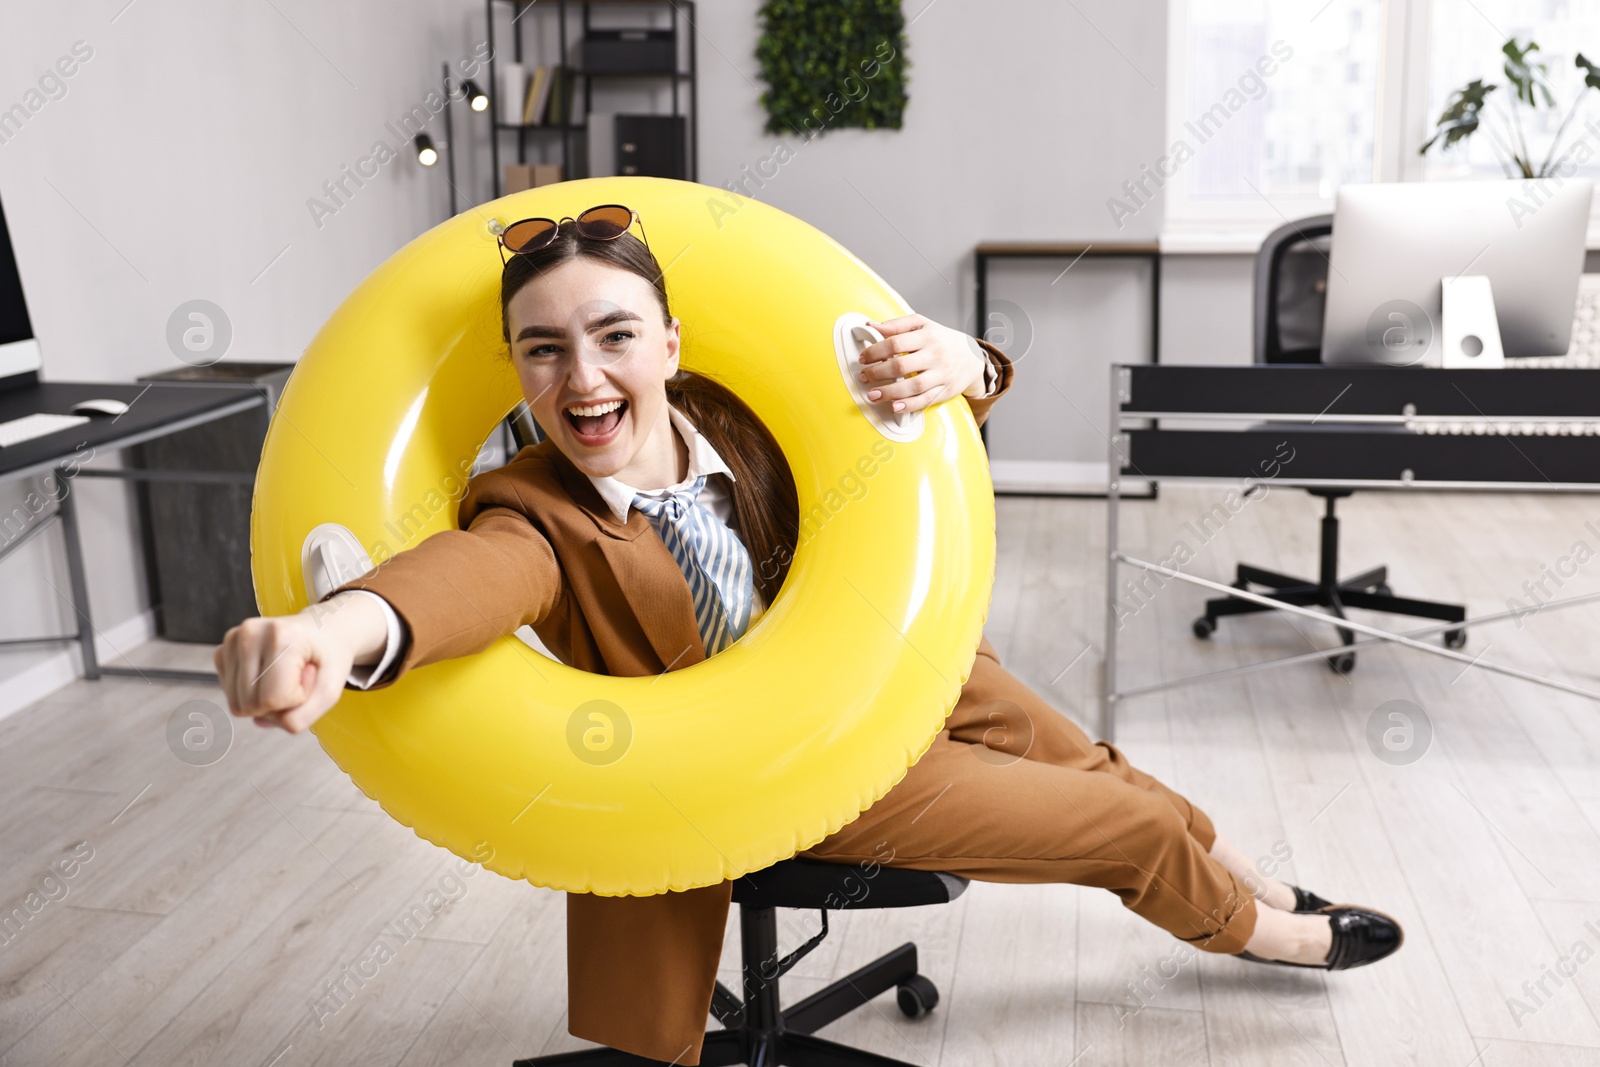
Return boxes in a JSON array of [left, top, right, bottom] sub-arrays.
[[517, 857, 969, 1065], [732, 857, 968, 911]]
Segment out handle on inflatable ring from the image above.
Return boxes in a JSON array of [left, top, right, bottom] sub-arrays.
[[250, 176, 997, 896]]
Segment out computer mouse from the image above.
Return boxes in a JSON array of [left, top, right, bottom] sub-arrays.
[[72, 398, 130, 416]]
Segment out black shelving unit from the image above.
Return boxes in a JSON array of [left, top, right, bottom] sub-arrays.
[[486, 0, 698, 197]]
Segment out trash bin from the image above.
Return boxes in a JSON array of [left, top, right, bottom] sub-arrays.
[[131, 362, 294, 643]]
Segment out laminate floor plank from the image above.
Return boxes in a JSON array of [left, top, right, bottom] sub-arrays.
[[1303, 491, 1600, 1047], [1272, 781, 1477, 1066], [2, 804, 368, 1066], [1138, 493, 1344, 1067], [114, 815, 484, 1066], [1075, 1000, 1209, 1067], [935, 880, 1080, 1066], [404, 885, 571, 1065]]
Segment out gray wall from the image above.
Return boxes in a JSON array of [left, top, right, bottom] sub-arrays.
[[1161, 254, 1256, 365], [694, 0, 1169, 313], [0, 0, 1182, 711], [0, 0, 493, 709]]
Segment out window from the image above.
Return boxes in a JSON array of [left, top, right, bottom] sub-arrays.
[[1164, 0, 1600, 247], [1421, 0, 1600, 185], [1164, 0, 1386, 238]]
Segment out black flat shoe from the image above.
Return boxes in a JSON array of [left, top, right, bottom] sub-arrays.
[[1291, 885, 1334, 913], [1235, 905, 1404, 971]]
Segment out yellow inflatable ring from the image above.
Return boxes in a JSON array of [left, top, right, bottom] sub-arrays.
[[250, 176, 996, 896]]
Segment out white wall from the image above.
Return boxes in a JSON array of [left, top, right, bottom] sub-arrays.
[[0, 0, 1177, 708]]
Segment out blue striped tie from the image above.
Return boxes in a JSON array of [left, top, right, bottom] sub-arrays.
[[632, 474, 755, 656]]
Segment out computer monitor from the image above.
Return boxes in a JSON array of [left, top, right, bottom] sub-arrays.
[[1320, 177, 1593, 365], [0, 194, 40, 382]]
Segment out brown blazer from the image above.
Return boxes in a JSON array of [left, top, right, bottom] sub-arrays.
[[338, 339, 1015, 1063]]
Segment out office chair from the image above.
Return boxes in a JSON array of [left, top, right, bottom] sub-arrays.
[[515, 857, 967, 1066], [1190, 215, 1467, 674]]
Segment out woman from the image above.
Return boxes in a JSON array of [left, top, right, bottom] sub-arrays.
[[215, 207, 1403, 1065]]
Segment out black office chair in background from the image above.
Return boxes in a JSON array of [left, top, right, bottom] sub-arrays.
[[517, 857, 966, 1066], [1190, 215, 1467, 674]]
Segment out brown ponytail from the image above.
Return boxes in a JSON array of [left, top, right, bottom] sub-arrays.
[[500, 222, 800, 604]]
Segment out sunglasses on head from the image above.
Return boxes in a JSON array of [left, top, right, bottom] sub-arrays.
[[496, 204, 649, 264]]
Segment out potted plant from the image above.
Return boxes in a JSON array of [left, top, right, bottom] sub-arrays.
[[1422, 37, 1600, 177]]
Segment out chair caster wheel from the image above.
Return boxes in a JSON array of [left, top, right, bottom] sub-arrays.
[[1374, 583, 1393, 597], [897, 975, 939, 1019], [1444, 628, 1467, 649], [1328, 652, 1357, 674], [1193, 617, 1216, 639]]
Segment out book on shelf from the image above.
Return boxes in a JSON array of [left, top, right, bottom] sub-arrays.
[[497, 60, 525, 125], [526, 65, 555, 126], [495, 64, 576, 129], [545, 65, 570, 126]]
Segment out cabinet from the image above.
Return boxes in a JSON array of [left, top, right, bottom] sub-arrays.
[[130, 362, 293, 642]]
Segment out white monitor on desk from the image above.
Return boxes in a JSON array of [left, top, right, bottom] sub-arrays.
[[1321, 178, 1592, 366]]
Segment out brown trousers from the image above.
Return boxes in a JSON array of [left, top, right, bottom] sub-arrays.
[[566, 642, 1260, 1065], [796, 644, 1260, 956]]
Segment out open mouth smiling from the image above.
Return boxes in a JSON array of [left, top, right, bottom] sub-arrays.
[[564, 398, 628, 444]]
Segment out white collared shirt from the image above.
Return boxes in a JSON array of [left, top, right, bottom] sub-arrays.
[[346, 402, 769, 687]]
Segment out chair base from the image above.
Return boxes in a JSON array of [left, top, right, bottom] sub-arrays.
[[513, 1029, 921, 1067], [514, 915, 939, 1066], [1191, 491, 1466, 674]]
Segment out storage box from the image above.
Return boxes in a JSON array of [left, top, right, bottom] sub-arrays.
[[582, 29, 676, 74], [504, 163, 564, 193], [504, 163, 535, 193]]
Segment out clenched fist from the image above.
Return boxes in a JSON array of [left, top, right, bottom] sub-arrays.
[[213, 591, 391, 734]]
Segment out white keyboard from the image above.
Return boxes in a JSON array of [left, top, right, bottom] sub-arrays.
[[0, 412, 91, 448], [1413, 418, 1600, 435], [1518, 272, 1600, 369]]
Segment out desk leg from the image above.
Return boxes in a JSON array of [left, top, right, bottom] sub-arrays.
[[1102, 373, 1121, 743], [974, 251, 989, 451], [974, 252, 987, 353], [56, 467, 100, 681]]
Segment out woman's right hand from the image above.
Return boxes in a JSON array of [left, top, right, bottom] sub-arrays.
[[213, 591, 390, 734]]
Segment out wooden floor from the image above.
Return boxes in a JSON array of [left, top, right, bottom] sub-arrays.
[[5, 485, 1600, 1066]]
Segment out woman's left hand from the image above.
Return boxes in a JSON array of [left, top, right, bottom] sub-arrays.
[[858, 313, 989, 414]]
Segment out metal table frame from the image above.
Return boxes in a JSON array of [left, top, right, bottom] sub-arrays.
[[0, 389, 266, 684], [1099, 364, 1600, 743], [974, 241, 1160, 497]]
